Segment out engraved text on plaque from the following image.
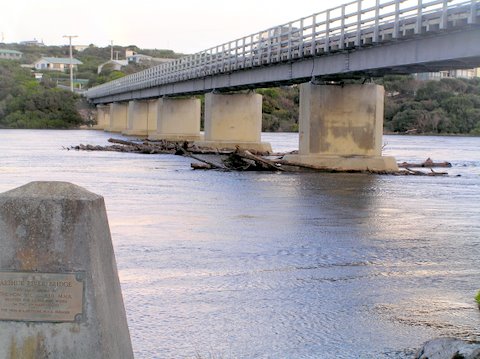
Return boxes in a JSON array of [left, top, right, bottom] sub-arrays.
[[0, 271, 84, 322]]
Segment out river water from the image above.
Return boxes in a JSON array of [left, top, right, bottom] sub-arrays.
[[0, 130, 479, 359]]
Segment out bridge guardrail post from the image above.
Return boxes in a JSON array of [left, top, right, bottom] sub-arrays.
[[324, 10, 330, 53], [355, 0, 362, 46], [393, 0, 401, 38], [299, 18, 305, 57], [373, 0, 380, 42], [415, 0, 423, 34], [340, 5, 347, 48], [468, 0, 477, 24], [440, 0, 449, 29], [311, 14, 317, 55]]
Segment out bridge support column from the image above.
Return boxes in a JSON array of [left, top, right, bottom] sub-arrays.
[[123, 100, 149, 136], [93, 105, 110, 130], [107, 102, 128, 133], [149, 98, 201, 141], [196, 92, 272, 152], [284, 83, 398, 172], [146, 99, 158, 137]]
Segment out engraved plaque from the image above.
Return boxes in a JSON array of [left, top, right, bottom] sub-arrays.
[[0, 271, 84, 322]]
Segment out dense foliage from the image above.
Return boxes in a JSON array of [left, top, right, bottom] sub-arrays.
[[381, 75, 480, 135], [0, 60, 83, 128], [257, 87, 299, 132]]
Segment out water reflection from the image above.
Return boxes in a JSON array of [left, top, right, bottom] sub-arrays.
[[0, 130, 479, 359]]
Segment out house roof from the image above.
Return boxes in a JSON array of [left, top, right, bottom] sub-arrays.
[[0, 49, 23, 55], [37, 57, 83, 65]]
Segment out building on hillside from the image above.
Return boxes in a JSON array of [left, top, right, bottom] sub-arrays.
[[414, 68, 478, 81], [124, 49, 175, 65], [97, 59, 128, 74], [126, 52, 153, 64], [20, 39, 45, 47], [0, 49, 23, 60], [73, 45, 89, 52], [449, 68, 478, 79], [34, 57, 83, 71]]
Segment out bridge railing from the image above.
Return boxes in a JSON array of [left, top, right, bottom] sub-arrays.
[[87, 0, 478, 99]]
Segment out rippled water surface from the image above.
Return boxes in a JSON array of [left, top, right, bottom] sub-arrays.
[[1, 130, 479, 358]]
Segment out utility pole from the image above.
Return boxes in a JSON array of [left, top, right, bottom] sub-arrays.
[[111, 40, 114, 60], [63, 35, 78, 92]]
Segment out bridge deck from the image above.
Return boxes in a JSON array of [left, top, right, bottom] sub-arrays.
[[87, 0, 480, 103]]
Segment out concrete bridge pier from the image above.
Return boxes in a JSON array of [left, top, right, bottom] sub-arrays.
[[123, 100, 149, 136], [149, 98, 202, 141], [196, 92, 272, 152], [93, 104, 110, 130], [106, 102, 128, 133], [284, 83, 398, 172], [146, 99, 158, 137]]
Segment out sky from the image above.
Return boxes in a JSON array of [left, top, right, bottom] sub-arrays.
[[1, 0, 349, 54]]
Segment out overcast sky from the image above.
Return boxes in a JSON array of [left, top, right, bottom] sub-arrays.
[[1, 0, 349, 53]]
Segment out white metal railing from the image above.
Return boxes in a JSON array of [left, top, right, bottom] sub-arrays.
[[87, 0, 478, 99]]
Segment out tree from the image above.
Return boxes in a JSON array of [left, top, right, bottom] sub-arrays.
[[0, 61, 83, 129]]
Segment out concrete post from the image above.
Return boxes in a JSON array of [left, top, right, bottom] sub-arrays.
[[147, 99, 158, 137], [92, 105, 109, 130], [284, 83, 398, 171], [196, 92, 272, 153], [123, 100, 149, 136], [107, 102, 128, 133], [0, 182, 133, 359], [102, 106, 111, 132], [148, 97, 202, 141]]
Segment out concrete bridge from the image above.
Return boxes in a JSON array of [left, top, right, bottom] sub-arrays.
[[86, 0, 480, 171]]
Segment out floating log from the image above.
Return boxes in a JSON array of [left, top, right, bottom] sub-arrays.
[[401, 167, 448, 176], [176, 147, 230, 171], [238, 150, 286, 172], [190, 163, 212, 170], [398, 157, 452, 168], [107, 138, 140, 147]]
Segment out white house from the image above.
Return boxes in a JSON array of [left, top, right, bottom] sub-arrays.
[[34, 57, 83, 72]]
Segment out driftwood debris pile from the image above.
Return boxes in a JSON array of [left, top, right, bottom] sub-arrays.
[[68, 138, 179, 154], [68, 138, 451, 176], [398, 157, 452, 168], [397, 157, 451, 176]]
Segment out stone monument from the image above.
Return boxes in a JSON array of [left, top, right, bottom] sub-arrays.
[[0, 182, 133, 359]]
